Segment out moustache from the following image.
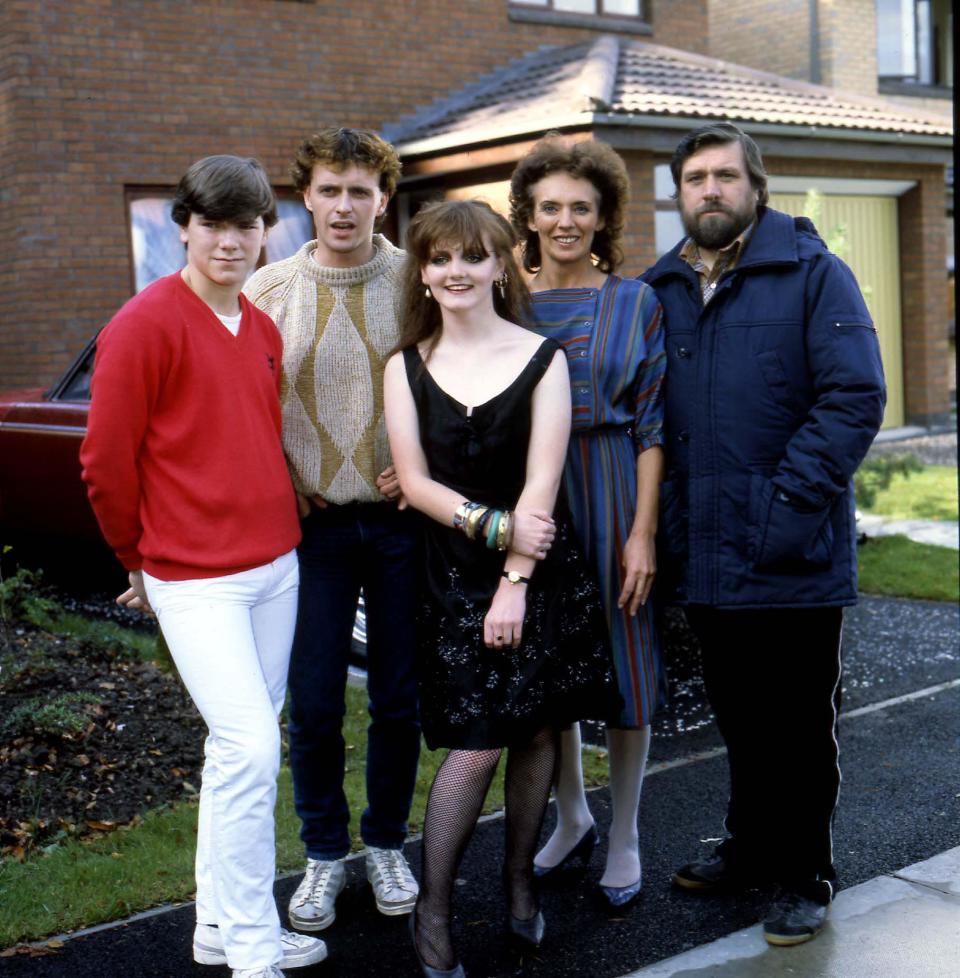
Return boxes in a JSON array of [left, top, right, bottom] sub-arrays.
[[696, 203, 734, 218]]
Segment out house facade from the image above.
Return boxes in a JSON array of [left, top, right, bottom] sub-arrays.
[[0, 0, 952, 425]]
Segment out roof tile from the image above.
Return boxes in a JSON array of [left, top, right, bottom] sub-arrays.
[[385, 36, 952, 152]]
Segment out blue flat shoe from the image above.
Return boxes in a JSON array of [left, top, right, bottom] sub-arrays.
[[509, 910, 545, 948], [599, 877, 642, 908], [533, 824, 598, 879]]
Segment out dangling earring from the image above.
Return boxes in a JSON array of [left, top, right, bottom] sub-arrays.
[[424, 286, 432, 298], [495, 275, 507, 301]]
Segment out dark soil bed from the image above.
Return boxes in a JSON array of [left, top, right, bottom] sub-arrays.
[[0, 622, 205, 857]]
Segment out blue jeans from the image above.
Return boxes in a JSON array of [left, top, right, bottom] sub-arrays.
[[288, 501, 421, 860]]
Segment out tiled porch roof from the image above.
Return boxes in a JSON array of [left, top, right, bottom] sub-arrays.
[[384, 36, 952, 155]]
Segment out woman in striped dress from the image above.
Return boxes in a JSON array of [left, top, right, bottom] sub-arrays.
[[509, 136, 667, 908]]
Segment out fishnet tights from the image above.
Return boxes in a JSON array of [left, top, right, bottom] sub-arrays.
[[414, 726, 558, 971]]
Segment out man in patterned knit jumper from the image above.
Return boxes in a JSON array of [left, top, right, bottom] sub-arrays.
[[244, 128, 420, 932]]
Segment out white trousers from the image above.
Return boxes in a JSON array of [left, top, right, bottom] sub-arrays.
[[144, 550, 298, 970]]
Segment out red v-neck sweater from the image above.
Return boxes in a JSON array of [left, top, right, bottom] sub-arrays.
[[81, 272, 301, 580]]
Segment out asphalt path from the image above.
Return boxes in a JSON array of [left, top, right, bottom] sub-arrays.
[[3, 595, 957, 978]]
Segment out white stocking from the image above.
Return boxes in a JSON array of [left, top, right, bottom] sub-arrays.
[[599, 725, 650, 888], [533, 724, 594, 870]]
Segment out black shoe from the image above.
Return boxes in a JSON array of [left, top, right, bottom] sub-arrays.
[[762, 888, 831, 946], [533, 824, 598, 879], [508, 910, 545, 948], [672, 855, 758, 892]]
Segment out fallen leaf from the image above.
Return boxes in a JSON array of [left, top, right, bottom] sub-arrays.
[[85, 820, 116, 832]]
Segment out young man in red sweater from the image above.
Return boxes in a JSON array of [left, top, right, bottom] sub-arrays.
[[81, 156, 326, 978]]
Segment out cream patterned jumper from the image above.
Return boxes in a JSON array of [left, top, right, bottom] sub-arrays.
[[243, 234, 404, 504]]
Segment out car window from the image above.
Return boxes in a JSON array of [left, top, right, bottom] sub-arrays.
[[58, 343, 95, 401]]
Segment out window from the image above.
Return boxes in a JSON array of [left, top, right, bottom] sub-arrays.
[[653, 164, 683, 258], [877, 0, 953, 88], [515, 0, 641, 13], [127, 194, 314, 294], [509, 0, 650, 33]]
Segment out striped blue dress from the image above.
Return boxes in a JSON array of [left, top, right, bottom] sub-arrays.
[[528, 275, 667, 727]]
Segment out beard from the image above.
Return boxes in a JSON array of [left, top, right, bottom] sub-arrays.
[[680, 198, 756, 251]]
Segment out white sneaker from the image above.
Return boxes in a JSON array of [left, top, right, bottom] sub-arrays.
[[364, 846, 419, 916], [194, 923, 327, 969], [232, 967, 286, 978], [288, 858, 347, 931]]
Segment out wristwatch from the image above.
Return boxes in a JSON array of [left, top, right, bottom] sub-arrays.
[[502, 570, 530, 585]]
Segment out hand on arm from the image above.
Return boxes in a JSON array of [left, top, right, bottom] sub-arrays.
[[618, 445, 664, 614], [375, 464, 407, 510], [510, 509, 556, 559]]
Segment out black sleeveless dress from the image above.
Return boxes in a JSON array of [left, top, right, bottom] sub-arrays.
[[403, 339, 620, 750]]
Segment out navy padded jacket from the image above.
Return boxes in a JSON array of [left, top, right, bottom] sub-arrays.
[[640, 207, 886, 608]]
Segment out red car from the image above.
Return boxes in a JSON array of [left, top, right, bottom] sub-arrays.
[[0, 337, 102, 541]]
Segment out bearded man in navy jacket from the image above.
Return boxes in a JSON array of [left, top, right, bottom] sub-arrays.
[[641, 122, 885, 946]]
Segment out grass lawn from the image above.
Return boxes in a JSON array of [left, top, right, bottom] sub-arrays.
[[0, 681, 612, 949], [862, 463, 958, 522], [857, 533, 959, 603], [856, 460, 958, 603]]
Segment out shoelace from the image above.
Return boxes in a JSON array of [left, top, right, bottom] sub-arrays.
[[280, 928, 316, 949], [372, 851, 414, 890], [297, 861, 339, 905]]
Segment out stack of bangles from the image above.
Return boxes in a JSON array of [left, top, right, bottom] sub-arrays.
[[453, 500, 514, 551]]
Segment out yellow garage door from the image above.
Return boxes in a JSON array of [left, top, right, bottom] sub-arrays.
[[769, 193, 904, 429]]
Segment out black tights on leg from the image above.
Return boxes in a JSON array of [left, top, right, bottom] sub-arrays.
[[414, 726, 558, 970], [416, 748, 501, 971], [504, 725, 558, 921]]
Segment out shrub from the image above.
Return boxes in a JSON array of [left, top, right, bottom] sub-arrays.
[[1, 692, 104, 739], [854, 454, 923, 510]]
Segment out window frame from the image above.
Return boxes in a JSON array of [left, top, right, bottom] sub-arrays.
[[508, 0, 651, 35], [876, 0, 952, 90]]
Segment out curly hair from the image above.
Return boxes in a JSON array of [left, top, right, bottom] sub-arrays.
[[290, 127, 402, 197], [509, 135, 630, 274], [399, 199, 531, 361]]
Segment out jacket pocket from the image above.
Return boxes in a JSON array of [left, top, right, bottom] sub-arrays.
[[749, 474, 834, 571], [756, 350, 804, 416]]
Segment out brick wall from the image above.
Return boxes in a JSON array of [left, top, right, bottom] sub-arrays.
[[816, 0, 878, 95], [897, 171, 951, 426], [620, 151, 658, 276], [0, 0, 706, 390], [708, 0, 811, 80], [708, 0, 879, 95]]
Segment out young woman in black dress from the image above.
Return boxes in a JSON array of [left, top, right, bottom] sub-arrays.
[[383, 200, 617, 977]]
